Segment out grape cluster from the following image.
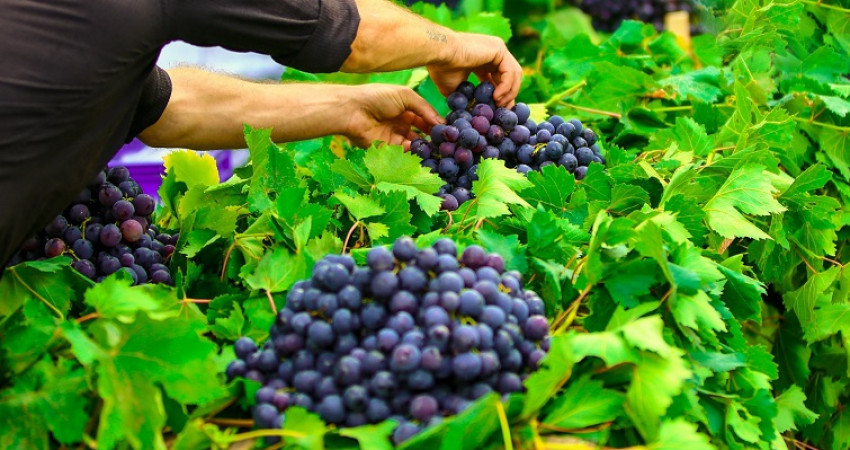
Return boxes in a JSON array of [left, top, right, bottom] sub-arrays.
[[576, 0, 696, 32], [410, 81, 605, 211], [8, 167, 175, 285], [227, 237, 550, 445]]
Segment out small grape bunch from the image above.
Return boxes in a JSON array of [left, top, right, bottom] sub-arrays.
[[410, 81, 606, 212], [227, 236, 551, 445], [8, 166, 175, 285]]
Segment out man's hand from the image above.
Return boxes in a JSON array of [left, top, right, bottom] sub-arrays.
[[343, 84, 443, 149], [344, 0, 522, 107], [427, 33, 522, 108]]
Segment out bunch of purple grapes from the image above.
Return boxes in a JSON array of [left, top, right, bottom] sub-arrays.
[[8, 167, 175, 285], [227, 237, 550, 445], [410, 81, 605, 211], [576, 0, 696, 32]]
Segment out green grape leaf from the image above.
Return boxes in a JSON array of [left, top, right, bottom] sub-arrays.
[[0, 357, 90, 447], [774, 386, 818, 433], [363, 144, 444, 215], [242, 246, 309, 294], [471, 159, 532, 221], [703, 164, 786, 239], [61, 312, 226, 450], [522, 164, 576, 212], [334, 192, 386, 220], [651, 419, 715, 450], [543, 375, 624, 429]]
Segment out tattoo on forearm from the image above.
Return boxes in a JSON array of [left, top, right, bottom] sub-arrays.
[[426, 28, 447, 43]]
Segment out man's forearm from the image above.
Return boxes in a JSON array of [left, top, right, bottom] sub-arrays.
[[341, 0, 457, 73], [138, 68, 355, 150]]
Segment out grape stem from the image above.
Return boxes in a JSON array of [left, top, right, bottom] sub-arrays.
[[75, 312, 101, 324], [9, 268, 64, 320], [206, 418, 254, 427], [265, 289, 278, 315], [342, 221, 362, 254]]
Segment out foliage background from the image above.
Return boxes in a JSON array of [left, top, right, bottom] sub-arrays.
[[1, 0, 848, 449]]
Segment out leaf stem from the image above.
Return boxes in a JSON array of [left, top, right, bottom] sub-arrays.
[[544, 81, 588, 109], [649, 105, 694, 112], [9, 268, 64, 320], [556, 101, 622, 119], [792, 116, 850, 131], [496, 401, 514, 450], [225, 428, 306, 442], [551, 284, 593, 334], [799, 0, 850, 12]]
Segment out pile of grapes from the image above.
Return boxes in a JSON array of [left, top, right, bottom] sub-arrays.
[[575, 0, 696, 32], [227, 237, 550, 445], [9, 166, 175, 285], [410, 81, 606, 211]]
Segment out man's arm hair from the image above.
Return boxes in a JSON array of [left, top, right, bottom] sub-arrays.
[[340, 0, 457, 73], [137, 68, 354, 149]]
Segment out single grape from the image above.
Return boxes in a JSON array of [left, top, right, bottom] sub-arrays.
[[120, 219, 143, 242]]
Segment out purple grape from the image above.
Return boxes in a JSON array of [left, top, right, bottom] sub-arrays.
[[440, 194, 459, 212], [513, 103, 531, 123], [120, 220, 143, 243], [72, 259, 96, 279], [447, 92, 469, 111]]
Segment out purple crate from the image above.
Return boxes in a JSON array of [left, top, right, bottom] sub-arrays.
[[109, 140, 241, 201]]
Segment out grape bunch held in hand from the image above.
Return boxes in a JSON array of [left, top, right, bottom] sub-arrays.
[[410, 81, 606, 211], [8, 167, 175, 285], [227, 237, 550, 445]]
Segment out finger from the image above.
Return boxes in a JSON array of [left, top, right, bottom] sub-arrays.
[[400, 89, 443, 126], [406, 130, 421, 141], [402, 112, 432, 133], [492, 54, 522, 106]]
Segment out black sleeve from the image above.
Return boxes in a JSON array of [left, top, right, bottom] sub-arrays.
[[166, 0, 360, 74], [126, 66, 172, 142]]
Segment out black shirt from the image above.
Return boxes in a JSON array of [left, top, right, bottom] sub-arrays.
[[0, 0, 360, 265]]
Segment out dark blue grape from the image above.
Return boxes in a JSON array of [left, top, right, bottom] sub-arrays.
[[390, 344, 421, 372], [513, 103, 531, 123], [452, 353, 482, 381], [393, 421, 422, 445], [367, 246, 394, 271], [338, 285, 362, 310], [438, 158, 459, 178], [399, 267, 427, 292], [474, 82, 495, 104], [575, 166, 588, 180], [293, 370, 321, 394], [369, 271, 398, 299], [371, 371, 397, 396], [458, 289, 485, 317], [447, 92, 469, 111], [317, 395, 346, 424], [366, 398, 392, 422], [226, 360, 247, 380], [377, 328, 400, 352]]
